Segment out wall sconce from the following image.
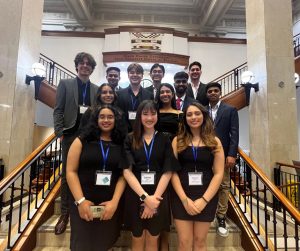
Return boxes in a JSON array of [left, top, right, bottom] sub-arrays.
[[25, 63, 46, 99], [295, 73, 300, 88], [241, 71, 259, 105]]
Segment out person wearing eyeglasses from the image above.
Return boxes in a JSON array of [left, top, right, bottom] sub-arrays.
[[146, 63, 165, 99], [53, 52, 98, 235], [206, 82, 239, 237], [186, 61, 209, 106], [173, 71, 197, 111], [66, 105, 127, 251]]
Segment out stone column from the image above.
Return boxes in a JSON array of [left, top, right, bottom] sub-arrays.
[[0, 0, 44, 175], [246, 0, 299, 179]]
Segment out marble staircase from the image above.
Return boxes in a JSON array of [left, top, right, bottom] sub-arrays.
[[33, 198, 244, 251]]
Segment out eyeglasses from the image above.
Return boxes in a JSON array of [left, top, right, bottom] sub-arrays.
[[175, 79, 188, 84], [98, 115, 115, 120], [207, 89, 220, 94]]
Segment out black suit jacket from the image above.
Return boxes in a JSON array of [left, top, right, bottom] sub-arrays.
[[145, 85, 155, 99], [181, 96, 197, 111], [186, 82, 208, 106], [209, 102, 239, 157]]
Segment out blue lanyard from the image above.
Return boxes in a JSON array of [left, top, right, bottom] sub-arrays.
[[82, 83, 88, 106], [130, 95, 138, 110], [191, 140, 200, 172], [143, 132, 156, 172], [99, 140, 110, 171]]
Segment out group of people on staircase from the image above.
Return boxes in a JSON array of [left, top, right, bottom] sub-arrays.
[[53, 52, 239, 251]]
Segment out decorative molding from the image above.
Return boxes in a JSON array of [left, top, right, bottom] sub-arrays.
[[41, 30, 105, 38], [188, 36, 246, 44], [103, 51, 189, 67]]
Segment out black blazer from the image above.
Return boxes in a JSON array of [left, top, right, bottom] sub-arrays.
[[210, 102, 239, 158], [145, 85, 155, 99], [181, 96, 197, 111], [186, 82, 209, 106]]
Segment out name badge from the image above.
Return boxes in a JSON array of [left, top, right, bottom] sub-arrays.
[[141, 171, 156, 185], [188, 172, 203, 186], [79, 105, 88, 114], [95, 171, 112, 186], [128, 111, 137, 120]]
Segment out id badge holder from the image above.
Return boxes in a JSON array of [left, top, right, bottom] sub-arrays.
[[188, 172, 203, 186], [128, 111, 137, 120], [95, 171, 112, 186], [79, 105, 88, 114], [141, 171, 156, 185]]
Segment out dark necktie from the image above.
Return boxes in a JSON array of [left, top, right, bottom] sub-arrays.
[[176, 98, 181, 110]]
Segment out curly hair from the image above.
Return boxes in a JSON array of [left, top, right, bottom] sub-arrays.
[[177, 102, 217, 153], [80, 105, 125, 145], [74, 52, 96, 72]]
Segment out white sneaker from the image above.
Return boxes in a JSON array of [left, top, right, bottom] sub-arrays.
[[216, 217, 229, 237]]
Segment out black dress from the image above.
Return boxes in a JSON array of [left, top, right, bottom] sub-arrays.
[[171, 146, 218, 222], [69, 139, 126, 251], [123, 132, 180, 237], [156, 112, 183, 140]]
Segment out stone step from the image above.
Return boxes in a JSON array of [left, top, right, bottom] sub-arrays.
[[36, 215, 242, 249]]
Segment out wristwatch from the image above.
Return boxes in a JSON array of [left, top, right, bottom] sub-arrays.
[[74, 197, 86, 206], [139, 193, 148, 202]]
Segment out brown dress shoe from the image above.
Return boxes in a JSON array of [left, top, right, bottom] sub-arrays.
[[54, 214, 69, 235]]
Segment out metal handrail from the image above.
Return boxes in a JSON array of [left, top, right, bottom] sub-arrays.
[[0, 133, 62, 250]]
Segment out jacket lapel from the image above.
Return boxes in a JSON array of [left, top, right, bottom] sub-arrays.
[[214, 102, 225, 126], [73, 78, 79, 106]]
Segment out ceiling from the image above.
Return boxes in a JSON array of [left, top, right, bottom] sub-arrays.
[[42, 0, 300, 38]]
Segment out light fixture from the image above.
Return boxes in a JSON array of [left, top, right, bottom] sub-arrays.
[[241, 71, 259, 105], [295, 73, 300, 88], [25, 63, 46, 99]]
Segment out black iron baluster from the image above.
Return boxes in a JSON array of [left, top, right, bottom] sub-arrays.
[[272, 200, 277, 251], [7, 183, 15, 249], [263, 186, 268, 249], [295, 221, 299, 251], [256, 176, 260, 235], [282, 209, 288, 250], [18, 173, 25, 233]]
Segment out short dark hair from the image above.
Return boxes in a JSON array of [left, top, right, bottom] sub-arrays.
[[106, 67, 120, 75], [189, 61, 202, 71], [206, 82, 222, 93], [174, 71, 189, 80], [150, 63, 165, 74], [127, 63, 144, 74], [74, 52, 96, 72]]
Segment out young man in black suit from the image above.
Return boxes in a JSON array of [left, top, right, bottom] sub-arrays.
[[145, 63, 165, 98], [117, 63, 152, 132], [206, 82, 239, 237], [174, 71, 197, 111], [186, 61, 208, 106]]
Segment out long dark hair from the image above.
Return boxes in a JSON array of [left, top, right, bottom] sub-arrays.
[[95, 83, 117, 105], [132, 100, 158, 149], [80, 104, 125, 144], [155, 83, 177, 110], [177, 102, 217, 152]]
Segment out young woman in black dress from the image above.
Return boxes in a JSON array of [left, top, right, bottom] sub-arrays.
[[67, 105, 127, 251], [155, 83, 183, 141], [171, 102, 224, 251], [123, 100, 180, 251]]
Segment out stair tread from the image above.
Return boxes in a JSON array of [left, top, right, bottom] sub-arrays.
[[38, 215, 241, 234]]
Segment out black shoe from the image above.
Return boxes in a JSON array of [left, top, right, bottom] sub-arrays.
[[216, 216, 229, 237], [54, 214, 69, 235]]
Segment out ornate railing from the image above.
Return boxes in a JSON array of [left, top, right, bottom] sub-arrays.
[[232, 149, 300, 251], [274, 162, 300, 210], [39, 54, 76, 87], [294, 33, 300, 58], [0, 134, 61, 250], [209, 63, 248, 97]]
